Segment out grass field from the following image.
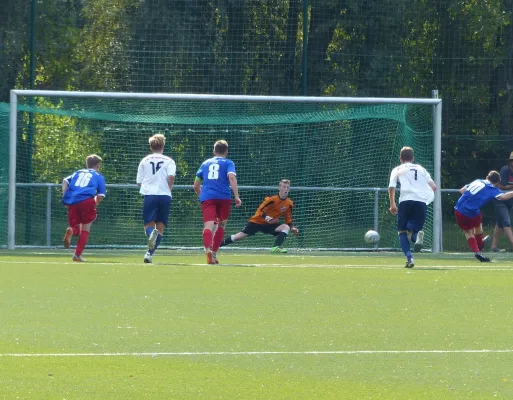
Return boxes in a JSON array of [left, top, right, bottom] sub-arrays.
[[1, 249, 513, 399]]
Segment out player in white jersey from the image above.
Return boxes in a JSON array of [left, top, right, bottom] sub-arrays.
[[136, 134, 176, 263], [388, 146, 437, 268]]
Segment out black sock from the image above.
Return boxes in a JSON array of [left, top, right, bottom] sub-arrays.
[[273, 232, 287, 247], [220, 236, 233, 247]]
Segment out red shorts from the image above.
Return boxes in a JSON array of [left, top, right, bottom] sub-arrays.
[[454, 209, 482, 231], [68, 197, 97, 226], [201, 199, 232, 223]]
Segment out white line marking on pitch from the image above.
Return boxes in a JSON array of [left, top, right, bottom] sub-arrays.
[[1, 260, 513, 270], [1, 349, 513, 357]]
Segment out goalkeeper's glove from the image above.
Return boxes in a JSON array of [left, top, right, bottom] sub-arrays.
[[265, 215, 278, 224], [291, 227, 299, 236]]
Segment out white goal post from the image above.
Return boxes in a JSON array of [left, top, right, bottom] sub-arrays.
[[8, 89, 442, 251]]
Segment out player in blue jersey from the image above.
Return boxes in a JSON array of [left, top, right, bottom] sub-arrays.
[[137, 134, 176, 264], [454, 170, 513, 262], [194, 140, 241, 264], [62, 154, 106, 262]]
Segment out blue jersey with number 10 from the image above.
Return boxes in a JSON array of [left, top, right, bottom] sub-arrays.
[[454, 179, 501, 217], [196, 156, 236, 202], [62, 168, 107, 205]]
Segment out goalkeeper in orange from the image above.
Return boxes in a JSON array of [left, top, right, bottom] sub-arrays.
[[220, 179, 299, 253]]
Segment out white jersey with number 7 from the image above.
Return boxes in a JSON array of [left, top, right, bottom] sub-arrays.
[[388, 162, 435, 204]]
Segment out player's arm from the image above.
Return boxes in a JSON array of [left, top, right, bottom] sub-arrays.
[[459, 185, 467, 195], [497, 191, 513, 201], [62, 179, 69, 195], [168, 175, 175, 191], [193, 177, 202, 196], [258, 197, 278, 223], [136, 161, 144, 188], [388, 186, 397, 215], [62, 174, 73, 196], [388, 168, 399, 215], [422, 168, 437, 192], [388, 172, 398, 215], [285, 204, 299, 235], [228, 173, 241, 207], [95, 176, 107, 206], [167, 161, 176, 191]]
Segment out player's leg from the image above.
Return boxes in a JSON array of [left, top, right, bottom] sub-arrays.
[[211, 219, 226, 263], [491, 199, 509, 251], [64, 206, 80, 248], [473, 223, 491, 262], [463, 226, 490, 262], [406, 221, 416, 243], [498, 200, 513, 249], [73, 198, 97, 261], [408, 202, 427, 253], [455, 210, 490, 262], [222, 222, 264, 247], [271, 224, 289, 253], [212, 200, 231, 251], [220, 231, 249, 247], [144, 196, 171, 262], [474, 223, 485, 250], [142, 195, 159, 256], [210, 200, 232, 263], [74, 221, 92, 261], [490, 224, 502, 252], [201, 200, 218, 264], [397, 201, 414, 267]]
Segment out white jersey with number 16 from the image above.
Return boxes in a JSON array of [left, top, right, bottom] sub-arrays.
[[137, 153, 176, 196]]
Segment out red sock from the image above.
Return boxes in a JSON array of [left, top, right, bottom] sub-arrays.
[[202, 229, 213, 250], [212, 227, 225, 252], [467, 236, 479, 252], [72, 226, 80, 236], [475, 233, 483, 248], [75, 231, 90, 256]]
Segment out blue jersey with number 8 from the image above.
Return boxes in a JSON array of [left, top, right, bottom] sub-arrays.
[[196, 156, 236, 202], [62, 168, 106, 205]]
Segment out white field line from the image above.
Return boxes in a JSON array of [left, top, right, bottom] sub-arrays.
[[1, 259, 513, 270], [3, 260, 513, 269], [1, 349, 513, 357]]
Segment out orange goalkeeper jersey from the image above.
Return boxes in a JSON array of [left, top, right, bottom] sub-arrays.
[[248, 195, 294, 225]]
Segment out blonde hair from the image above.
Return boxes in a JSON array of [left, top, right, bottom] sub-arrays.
[[214, 140, 228, 155], [149, 134, 166, 152], [279, 179, 291, 186], [86, 154, 102, 169]]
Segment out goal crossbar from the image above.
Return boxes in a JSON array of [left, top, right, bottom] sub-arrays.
[[8, 89, 442, 251]]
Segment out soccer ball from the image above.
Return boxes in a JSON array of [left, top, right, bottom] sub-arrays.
[[364, 230, 380, 245]]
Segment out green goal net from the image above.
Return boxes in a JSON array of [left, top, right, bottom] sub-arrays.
[[2, 92, 439, 251]]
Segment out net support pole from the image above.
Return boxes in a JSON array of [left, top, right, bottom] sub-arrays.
[[432, 90, 442, 253], [8, 90, 17, 249]]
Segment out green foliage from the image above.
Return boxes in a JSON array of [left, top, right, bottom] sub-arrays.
[[2, 0, 513, 248]]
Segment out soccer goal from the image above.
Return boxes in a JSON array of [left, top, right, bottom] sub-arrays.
[[5, 90, 442, 251]]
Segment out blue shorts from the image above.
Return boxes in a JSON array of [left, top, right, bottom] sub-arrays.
[[397, 200, 427, 233], [143, 195, 171, 225]]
